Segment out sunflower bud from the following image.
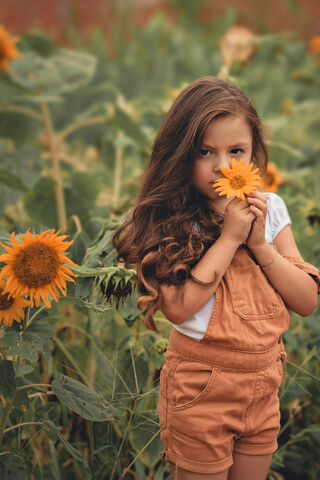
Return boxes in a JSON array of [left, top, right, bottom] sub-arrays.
[[220, 25, 256, 71]]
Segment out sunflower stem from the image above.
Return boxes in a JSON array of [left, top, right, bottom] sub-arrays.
[[0, 105, 42, 121], [40, 102, 67, 232], [0, 399, 13, 446], [111, 131, 124, 217], [28, 306, 46, 326], [22, 305, 30, 330], [0, 348, 7, 359], [16, 383, 51, 391], [55, 115, 108, 145], [69, 215, 82, 234], [3, 421, 43, 436]]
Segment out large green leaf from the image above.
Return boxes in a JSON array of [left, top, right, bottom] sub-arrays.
[[10, 49, 97, 99], [59, 296, 113, 314], [51, 374, 124, 422], [129, 412, 162, 467], [0, 359, 16, 400], [0, 168, 28, 192], [50, 49, 97, 93], [24, 171, 101, 228], [0, 145, 42, 214], [0, 454, 28, 480], [43, 420, 92, 479], [0, 321, 55, 362]]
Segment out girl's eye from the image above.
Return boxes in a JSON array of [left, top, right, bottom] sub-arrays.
[[200, 149, 211, 156], [230, 148, 243, 155]]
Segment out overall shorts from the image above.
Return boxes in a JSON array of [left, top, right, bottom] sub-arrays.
[[158, 245, 320, 474]]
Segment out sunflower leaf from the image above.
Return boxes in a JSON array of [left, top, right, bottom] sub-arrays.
[[59, 296, 114, 313], [0, 453, 28, 480], [0, 359, 16, 400], [0, 322, 55, 362], [0, 169, 28, 192], [51, 374, 124, 422], [43, 420, 92, 479]]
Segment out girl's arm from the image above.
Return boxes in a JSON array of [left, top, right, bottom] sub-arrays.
[[159, 232, 239, 324], [246, 191, 318, 317], [159, 197, 255, 324], [249, 224, 318, 317]]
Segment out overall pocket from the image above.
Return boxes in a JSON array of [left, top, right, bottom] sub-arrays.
[[225, 264, 282, 320], [171, 359, 217, 411]]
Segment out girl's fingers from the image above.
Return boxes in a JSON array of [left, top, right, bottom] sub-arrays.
[[249, 205, 264, 216], [247, 197, 267, 210]]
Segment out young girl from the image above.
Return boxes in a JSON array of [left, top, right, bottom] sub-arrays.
[[112, 77, 320, 480]]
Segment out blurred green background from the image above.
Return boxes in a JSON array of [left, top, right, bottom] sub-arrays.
[[0, 1, 319, 479]]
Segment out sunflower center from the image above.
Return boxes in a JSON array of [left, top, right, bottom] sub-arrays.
[[0, 290, 14, 310], [230, 175, 246, 189], [13, 242, 60, 288]]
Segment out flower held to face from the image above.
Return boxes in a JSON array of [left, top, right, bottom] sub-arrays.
[[212, 157, 263, 200], [0, 229, 77, 308]]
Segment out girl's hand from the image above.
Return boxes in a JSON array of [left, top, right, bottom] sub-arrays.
[[245, 191, 268, 250], [220, 196, 256, 247]]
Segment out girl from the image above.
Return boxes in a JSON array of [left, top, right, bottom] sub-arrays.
[[112, 77, 320, 480]]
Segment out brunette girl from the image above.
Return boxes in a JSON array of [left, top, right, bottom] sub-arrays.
[[112, 77, 319, 480]]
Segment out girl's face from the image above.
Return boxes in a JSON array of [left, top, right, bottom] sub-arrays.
[[192, 114, 253, 214]]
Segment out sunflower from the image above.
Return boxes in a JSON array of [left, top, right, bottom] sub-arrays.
[[0, 279, 29, 327], [262, 163, 283, 193], [0, 229, 77, 308], [212, 158, 263, 200], [310, 36, 320, 55], [0, 26, 20, 74]]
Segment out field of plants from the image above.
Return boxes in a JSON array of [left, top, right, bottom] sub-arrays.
[[0, 3, 319, 479]]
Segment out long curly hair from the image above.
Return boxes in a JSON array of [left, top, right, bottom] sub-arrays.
[[112, 76, 268, 331]]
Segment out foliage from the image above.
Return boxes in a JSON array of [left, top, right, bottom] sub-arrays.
[[0, 5, 319, 479]]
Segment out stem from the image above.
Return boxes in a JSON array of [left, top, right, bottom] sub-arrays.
[[122, 428, 161, 477], [22, 305, 30, 330], [0, 348, 7, 359], [15, 305, 30, 364], [0, 105, 42, 121], [55, 116, 108, 145], [0, 399, 13, 446], [69, 215, 82, 234], [53, 337, 90, 387], [28, 306, 46, 326], [86, 420, 94, 459], [111, 132, 124, 215], [16, 383, 51, 391], [3, 421, 43, 436], [40, 102, 67, 232]]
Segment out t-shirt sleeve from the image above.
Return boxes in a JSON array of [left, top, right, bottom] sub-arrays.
[[266, 193, 292, 241]]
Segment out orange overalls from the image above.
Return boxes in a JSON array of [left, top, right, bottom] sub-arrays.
[[158, 245, 320, 474]]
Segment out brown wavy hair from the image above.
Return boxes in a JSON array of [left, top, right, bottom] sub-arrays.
[[112, 76, 268, 331]]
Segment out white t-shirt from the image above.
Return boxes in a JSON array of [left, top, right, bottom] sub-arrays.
[[172, 192, 292, 340]]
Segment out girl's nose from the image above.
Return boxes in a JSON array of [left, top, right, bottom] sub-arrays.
[[214, 155, 230, 172]]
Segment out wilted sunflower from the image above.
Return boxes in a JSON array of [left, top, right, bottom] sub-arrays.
[[0, 25, 20, 74], [213, 158, 263, 200], [0, 229, 77, 308], [262, 163, 283, 193], [0, 279, 29, 327]]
